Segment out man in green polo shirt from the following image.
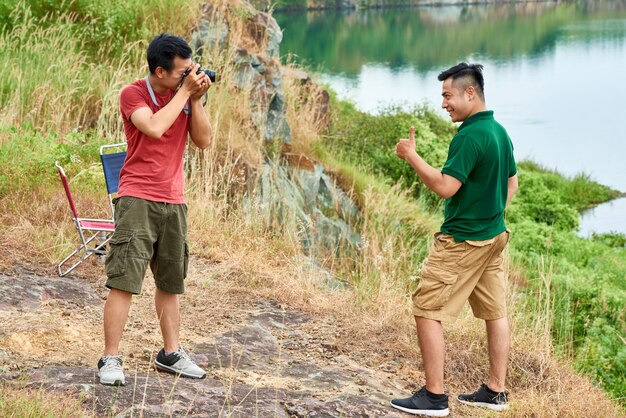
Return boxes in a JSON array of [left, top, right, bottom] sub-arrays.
[[390, 63, 518, 417]]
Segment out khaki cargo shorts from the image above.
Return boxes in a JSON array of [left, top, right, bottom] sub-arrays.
[[105, 196, 189, 295], [412, 230, 510, 322]]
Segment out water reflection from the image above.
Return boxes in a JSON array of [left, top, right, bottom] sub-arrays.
[[275, 2, 626, 235], [277, 2, 626, 76]]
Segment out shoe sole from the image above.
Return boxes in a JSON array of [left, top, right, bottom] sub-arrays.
[[98, 375, 125, 386], [154, 360, 206, 379], [458, 399, 509, 411], [390, 402, 450, 416]]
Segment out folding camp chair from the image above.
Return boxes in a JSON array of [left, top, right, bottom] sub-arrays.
[[56, 162, 115, 277], [99, 142, 127, 218]]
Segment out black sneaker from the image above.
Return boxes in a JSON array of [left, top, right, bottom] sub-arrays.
[[458, 383, 509, 411], [154, 347, 207, 379], [390, 386, 450, 416]]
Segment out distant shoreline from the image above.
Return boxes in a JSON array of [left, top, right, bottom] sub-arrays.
[[256, 0, 567, 13]]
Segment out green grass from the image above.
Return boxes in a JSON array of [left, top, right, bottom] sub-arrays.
[[0, 0, 202, 59], [326, 100, 455, 209], [0, 0, 204, 134], [0, 124, 110, 197]]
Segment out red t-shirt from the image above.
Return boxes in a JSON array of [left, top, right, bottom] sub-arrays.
[[118, 79, 189, 204]]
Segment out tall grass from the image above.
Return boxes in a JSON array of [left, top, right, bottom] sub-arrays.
[[0, 12, 95, 132], [0, 0, 205, 135], [0, 0, 221, 265]]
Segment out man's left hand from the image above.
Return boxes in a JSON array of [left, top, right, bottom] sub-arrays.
[[190, 71, 211, 102]]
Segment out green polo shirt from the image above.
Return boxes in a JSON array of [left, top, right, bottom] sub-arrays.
[[440, 110, 517, 241]]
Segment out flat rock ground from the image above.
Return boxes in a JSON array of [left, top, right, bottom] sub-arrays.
[[0, 258, 421, 417]]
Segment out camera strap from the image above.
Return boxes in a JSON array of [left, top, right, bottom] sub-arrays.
[[145, 75, 191, 115]]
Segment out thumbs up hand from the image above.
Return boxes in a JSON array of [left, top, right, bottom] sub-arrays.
[[396, 126, 417, 161]]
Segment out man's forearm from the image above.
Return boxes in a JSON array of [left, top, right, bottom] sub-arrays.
[[188, 99, 211, 149], [138, 91, 191, 139], [405, 152, 448, 197], [506, 174, 518, 207]]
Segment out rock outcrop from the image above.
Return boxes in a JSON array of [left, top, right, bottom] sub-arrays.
[[192, 3, 361, 257], [254, 161, 361, 256], [0, 270, 100, 312]]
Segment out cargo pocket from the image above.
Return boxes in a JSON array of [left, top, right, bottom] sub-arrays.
[[105, 230, 134, 278], [113, 196, 137, 222], [430, 233, 464, 264], [413, 264, 458, 310], [458, 237, 496, 267], [183, 241, 189, 279]]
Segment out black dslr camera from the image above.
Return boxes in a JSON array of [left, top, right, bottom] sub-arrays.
[[182, 66, 217, 83]]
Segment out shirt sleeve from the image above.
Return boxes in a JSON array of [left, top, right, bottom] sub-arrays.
[[441, 134, 480, 184], [508, 137, 517, 177], [120, 85, 149, 122]]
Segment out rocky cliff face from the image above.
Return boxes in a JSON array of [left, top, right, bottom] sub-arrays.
[[191, 2, 361, 258]]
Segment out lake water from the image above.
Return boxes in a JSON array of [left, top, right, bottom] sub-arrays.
[[275, 1, 626, 236]]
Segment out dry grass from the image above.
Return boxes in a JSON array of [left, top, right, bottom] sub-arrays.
[[0, 383, 84, 418], [0, 1, 206, 136], [185, 159, 622, 417], [283, 65, 331, 156], [0, 184, 112, 271]]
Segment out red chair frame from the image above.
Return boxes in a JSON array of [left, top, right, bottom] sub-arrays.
[[56, 161, 115, 276]]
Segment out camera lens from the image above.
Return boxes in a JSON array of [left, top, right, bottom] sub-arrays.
[[197, 68, 217, 83]]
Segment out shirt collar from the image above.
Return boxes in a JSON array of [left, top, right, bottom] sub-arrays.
[[458, 110, 494, 131]]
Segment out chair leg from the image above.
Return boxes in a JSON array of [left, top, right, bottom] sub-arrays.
[[58, 246, 96, 277], [57, 231, 112, 276]]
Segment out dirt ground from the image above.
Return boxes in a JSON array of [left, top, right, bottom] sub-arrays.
[[1, 256, 623, 417], [0, 257, 422, 417]]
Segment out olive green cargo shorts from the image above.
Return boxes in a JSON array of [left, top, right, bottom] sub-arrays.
[[412, 230, 510, 322], [105, 196, 189, 295]]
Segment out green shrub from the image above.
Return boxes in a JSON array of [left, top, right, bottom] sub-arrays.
[[507, 170, 580, 231], [551, 278, 626, 397], [591, 232, 626, 248], [516, 161, 620, 212], [329, 104, 455, 208], [0, 124, 108, 197], [576, 316, 626, 396]]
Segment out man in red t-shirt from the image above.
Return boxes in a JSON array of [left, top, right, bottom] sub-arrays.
[[97, 33, 212, 386]]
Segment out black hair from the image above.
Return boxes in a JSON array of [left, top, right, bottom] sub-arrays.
[[438, 63, 485, 100], [147, 33, 192, 74]]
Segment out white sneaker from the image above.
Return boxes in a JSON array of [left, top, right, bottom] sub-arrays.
[[98, 355, 126, 386], [154, 347, 206, 379]]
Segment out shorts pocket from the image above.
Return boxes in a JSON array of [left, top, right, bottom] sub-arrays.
[[114, 196, 137, 221], [458, 237, 496, 267], [430, 233, 464, 265], [105, 230, 134, 278], [413, 264, 458, 310], [183, 241, 189, 279]]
